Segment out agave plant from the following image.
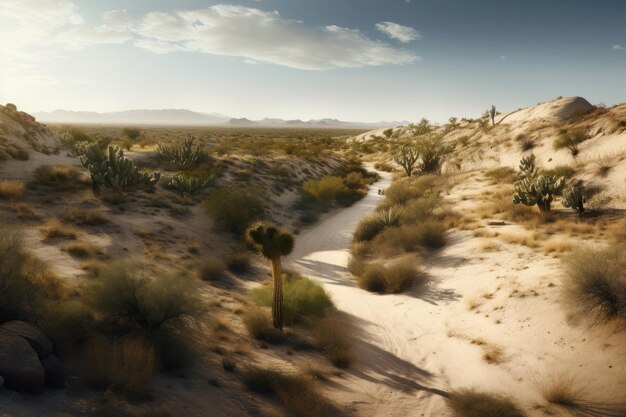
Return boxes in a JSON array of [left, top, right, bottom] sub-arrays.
[[354, 207, 401, 241], [168, 173, 214, 196]]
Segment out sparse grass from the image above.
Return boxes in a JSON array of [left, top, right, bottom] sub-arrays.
[[500, 232, 541, 249], [62, 208, 108, 225], [0, 180, 24, 200], [484, 167, 517, 184], [594, 155, 614, 177], [40, 219, 79, 240], [542, 375, 587, 406], [62, 241, 98, 258], [481, 344, 504, 364], [311, 314, 353, 368], [562, 245, 626, 326], [478, 239, 500, 252], [198, 256, 227, 281], [251, 272, 333, 325], [448, 389, 526, 417], [242, 367, 334, 417], [242, 307, 285, 343], [33, 165, 85, 189]]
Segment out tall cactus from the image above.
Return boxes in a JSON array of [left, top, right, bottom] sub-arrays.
[[512, 153, 564, 212], [80, 143, 160, 193], [562, 180, 585, 215], [157, 136, 207, 170], [489, 105, 497, 126]]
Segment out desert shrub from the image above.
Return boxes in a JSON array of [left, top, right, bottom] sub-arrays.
[[343, 172, 369, 191], [357, 258, 421, 294], [41, 300, 94, 354], [485, 167, 517, 183], [347, 254, 367, 277], [0, 180, 24, 200], [33, 165, 85, 189], [198, 256, 226, 281], [448, 389, 525, 417], [302, 176, 353, 204], [87, 260, 202, 334], [242, 307, 285, 343], [554, 129, 589, 156], [353, 207, 401, 242], [62, 241, 98, 258], [384, 175, 437, 206], [242, 367, 333, 417], [400, 195, 439, 224], [543, 165, 576, 179], [62, 208, 108, 225], [226, 252, 251, 273], [122, 127, 141, 141], [516, 134, 535, 151], [373, 222, 446, 252], [85, 336, 157, 399], [156, 136, 208, 171], [374, 161, 394, 172], [312, 314, 353, 368], [562, 245, 626, 326], [0, 232, 40, 321], [40, 219, 79, 240], [204, 187, 265, 234], [415, 135, 456, 173], [251, 273, 333, 325]]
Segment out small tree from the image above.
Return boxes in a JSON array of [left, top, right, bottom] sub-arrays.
[[123, 128, 141, 141], [407, 118, 432, 136], [393, 144, 419, 177], [488, 105, 497, 126], [245, 222, 295, 330]]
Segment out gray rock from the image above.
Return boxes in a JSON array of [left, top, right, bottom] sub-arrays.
[[0, 320, 53, 358], [41, 354, 66, 389], [0, 331, 45, 393]]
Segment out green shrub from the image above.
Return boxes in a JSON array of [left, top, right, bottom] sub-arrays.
[[414, 135, 456, 173], [562, 245, 626, 326], [242, 307, 285, 343], [198, 256, 226, 281], [302, 176, 352, 203], [251, 273, 333, 325], [204, 187, 265, 234], [242, 367, 333, 417], [448, 389, 525, 417], [353, 207, 402, 242], [312, 314, 353, 368], [384, 175, 437, 206]]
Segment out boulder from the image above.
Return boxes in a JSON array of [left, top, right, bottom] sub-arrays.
[[41, 354, 66, 389], [0, 330, 45, 393], [0, 320, 53, 358]]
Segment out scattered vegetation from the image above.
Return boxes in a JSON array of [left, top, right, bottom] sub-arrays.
[[204, 187, 265, 234], [553, 129, 589, 157], [356, 257, 422, 294], [156, 136, 208, 171], [33, 165, 86, 189], [198, 256, 227, 281], [0, 179, 24, 200], [448, 389, 525, 417], [311, 314, 353, 368], [513, 154, 564, 212]]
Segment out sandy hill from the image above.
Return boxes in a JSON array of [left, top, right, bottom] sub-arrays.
[[0, 103, 62, 160], [497, 96, 595, 124]]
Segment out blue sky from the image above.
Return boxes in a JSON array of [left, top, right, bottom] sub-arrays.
[[0, 0, 624, 122]]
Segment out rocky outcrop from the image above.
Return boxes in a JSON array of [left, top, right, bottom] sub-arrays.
[[0, 103, 63, 160], [0, 321, 66, 392]]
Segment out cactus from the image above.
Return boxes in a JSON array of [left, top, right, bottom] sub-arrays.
[[512, 154, 564, 212], [562, 180, 585, 215], [80, 143, 160, 193], [489, 105, 497, 126], [168, 173, 214, 196], [157, 136, 207, 170], [518, 153, 539, 179]]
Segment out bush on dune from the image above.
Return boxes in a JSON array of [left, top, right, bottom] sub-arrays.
[[251, 272, 333, 325], [204, 186, 265, 234], [562, 245, 626, 326], [384, 175, 438, 206], [357, 258, 421, 294], [353, 207, 402, 242], [311, 314, 353, 368], [371, 221, 446, 254], [242, 307, 285, 343]]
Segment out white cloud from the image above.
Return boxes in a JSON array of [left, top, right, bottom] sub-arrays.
[[375, 21, 420, 43], [134, 5, 418, 70], [612, 44, 623, 50], [0, 1, 418, 74]]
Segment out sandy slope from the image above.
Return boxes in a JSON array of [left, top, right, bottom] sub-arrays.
[[287, 169, 626, 416]]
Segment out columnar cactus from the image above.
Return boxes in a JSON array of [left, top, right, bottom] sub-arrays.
[[512, 153, 564, 212], [489, 105, 497, 126], [562, 180, 585, 215], [157, 136, 207, 170], [80, 143, 160, 193]]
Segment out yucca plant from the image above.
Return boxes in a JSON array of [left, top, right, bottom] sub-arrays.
[[354, 207, 401, 241]]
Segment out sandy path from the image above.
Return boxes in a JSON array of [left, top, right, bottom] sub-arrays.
[[287, 170, 626, 417]]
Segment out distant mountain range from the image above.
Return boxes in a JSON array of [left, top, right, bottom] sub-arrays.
[[33, 109, 406, 128]]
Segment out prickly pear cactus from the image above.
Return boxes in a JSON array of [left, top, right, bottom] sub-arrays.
[[512, 154, 564, 212], [562, 180, 585, 215], [80, 143, 160, 193]]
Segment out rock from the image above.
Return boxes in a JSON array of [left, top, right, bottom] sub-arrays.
[[0, 331, 45, 393], [0, 320, 53, 358], [0, 376, 4, 387], [41, 354, 66, 389]]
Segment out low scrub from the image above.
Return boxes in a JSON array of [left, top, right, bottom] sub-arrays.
[[303, 175, 363, 206], [353, 207, 401, 242], [562, 245, 626, 326], [62, 208, 108, 225], [251, 272, 333, 325], [226, 252, 251, 273], [312, 314, 353, 368], [242, 367, 334, 417], [33, 165, 85, 189], [198, 256, 227, 281], [357, 258, 421, 294], [62, 241, 98, 258], [242, 307, 285, 343], [371, 221, 446, 253], [40, 219, 79, 240], [0, 180, 24, 200], [448, 389, 526, 417], [484, 167, 517, 183], [204, 187, 265, 234], [384, 175, 437, 206]]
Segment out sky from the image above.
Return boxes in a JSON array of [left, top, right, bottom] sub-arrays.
[[0, 0, 625, 123]]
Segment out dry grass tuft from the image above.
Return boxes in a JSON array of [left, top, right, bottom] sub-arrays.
[[481, 344, 505, 364], [448, 389, 526, 417], [62, 241, 98, 258], [311, 314, 353, 368], [62, 208, 108, 225], [542, 375, 587, 406], [0, 180, 24, 200], [40, 219, 79, 240]]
